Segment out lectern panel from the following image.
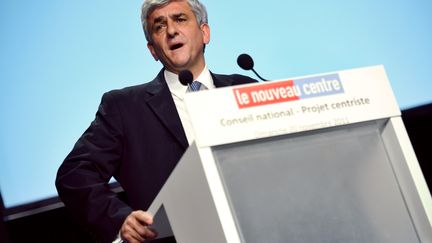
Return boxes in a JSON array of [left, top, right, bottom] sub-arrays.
[[212, 120, 419, 243]]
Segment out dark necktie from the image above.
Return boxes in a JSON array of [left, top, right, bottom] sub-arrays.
[[190, 81, 202, 91]]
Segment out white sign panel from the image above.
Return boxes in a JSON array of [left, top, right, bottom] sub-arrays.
[[185, 65, 400, 147]]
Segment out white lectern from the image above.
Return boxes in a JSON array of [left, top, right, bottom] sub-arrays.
[[148, 66, 432, 243]]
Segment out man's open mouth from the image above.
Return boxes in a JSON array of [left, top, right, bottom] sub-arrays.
[[170, 43, 184, 51]]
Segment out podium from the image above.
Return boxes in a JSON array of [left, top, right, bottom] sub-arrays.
[[148, 66, 432, 242]]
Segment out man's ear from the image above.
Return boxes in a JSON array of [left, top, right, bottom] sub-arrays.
[[201, 23, 210, 45], [147, 42, 159, 61]]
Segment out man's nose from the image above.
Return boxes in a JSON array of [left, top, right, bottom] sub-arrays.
[[167, 21, 178, 38]]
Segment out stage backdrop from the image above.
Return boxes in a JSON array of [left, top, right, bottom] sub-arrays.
[[1, 0, 431, 210]]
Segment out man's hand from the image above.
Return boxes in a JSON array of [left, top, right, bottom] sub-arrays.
[[120, 210, 158, 243]]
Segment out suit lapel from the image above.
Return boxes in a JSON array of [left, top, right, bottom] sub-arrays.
[[211, 72, 233, 88], [144, 70, 188, 149], [143, 70, 235, 150]]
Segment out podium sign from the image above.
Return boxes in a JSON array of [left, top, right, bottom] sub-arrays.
[[185, 65, 400, 147], [149, 66, 432, 243]]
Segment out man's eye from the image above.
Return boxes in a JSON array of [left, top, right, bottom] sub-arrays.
[[154, 24, 165, 32], [176, 18, 186, 23]]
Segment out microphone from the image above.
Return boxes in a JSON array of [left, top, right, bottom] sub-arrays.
[[237, 53, 268, 82], [179, 70, 193, 86]]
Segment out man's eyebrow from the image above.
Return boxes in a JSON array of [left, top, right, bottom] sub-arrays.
[[171, 13, 187, 19], [153, 16, 166, 24], [151, 12, 186, 24]]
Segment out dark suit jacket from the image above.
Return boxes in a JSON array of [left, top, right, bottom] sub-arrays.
[[55, 69, 256, 242]]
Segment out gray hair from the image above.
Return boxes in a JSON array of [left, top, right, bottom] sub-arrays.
[[141, 0, 208, 43]]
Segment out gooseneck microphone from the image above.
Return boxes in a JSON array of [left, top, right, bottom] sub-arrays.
[[179, 70, 193, 86], [237, 53, 268, 82]]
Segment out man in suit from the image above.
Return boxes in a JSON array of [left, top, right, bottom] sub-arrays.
[[56, 0, 256, 242]]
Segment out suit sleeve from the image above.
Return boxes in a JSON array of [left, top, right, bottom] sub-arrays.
[[56, 91, 132, 242]]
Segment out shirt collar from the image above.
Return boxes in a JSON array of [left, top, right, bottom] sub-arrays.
[[164, 66, 214, 100]]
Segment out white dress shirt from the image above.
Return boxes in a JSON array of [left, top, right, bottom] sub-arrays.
[[164, 66, 214, 144]]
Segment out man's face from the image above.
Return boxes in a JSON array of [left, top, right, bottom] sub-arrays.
[[146, 0, 210, 75]]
